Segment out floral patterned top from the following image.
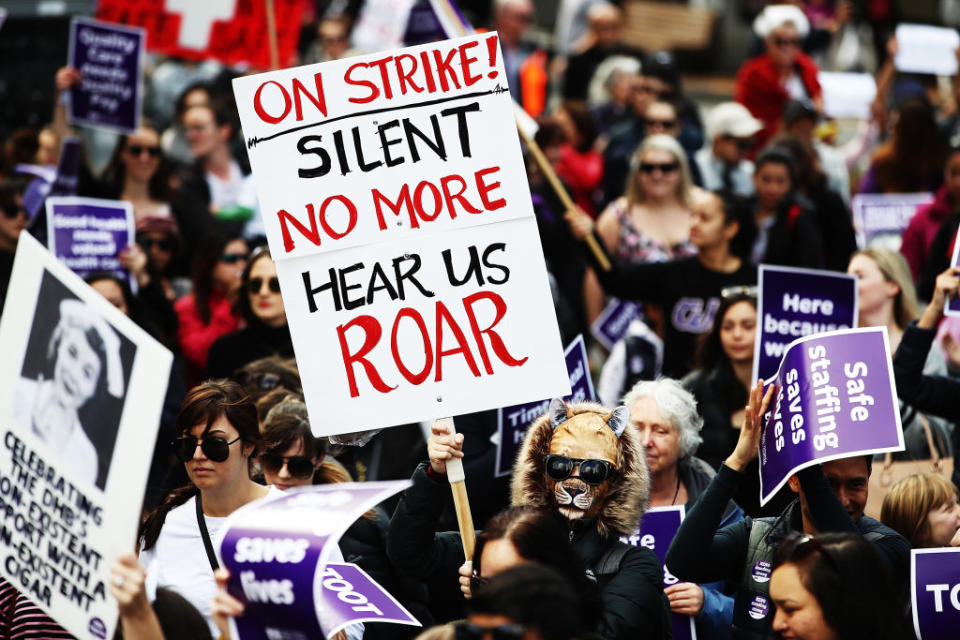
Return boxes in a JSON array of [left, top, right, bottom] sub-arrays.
[[613, 199, 696, 263]]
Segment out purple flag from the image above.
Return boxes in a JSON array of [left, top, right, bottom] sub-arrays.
[[68, 17, 145, 133], [220, 482, 414, 640], [45, 196, 134, 286], [758, 327, 903, 505], [496, 335, 596, 477], [753, 265, 857, 382], [591, 298, 644, 351], [912, 548, 960, 640], [621, 507, 696, 640]]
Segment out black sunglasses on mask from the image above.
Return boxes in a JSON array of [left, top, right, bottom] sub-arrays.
[[173, 434, 242, 463], [544, 454, 615, 485]]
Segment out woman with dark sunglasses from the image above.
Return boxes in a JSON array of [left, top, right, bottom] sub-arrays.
[[207, 246, 294, 379], [98, 125, 174, 224], [769, 531, 912, 640]]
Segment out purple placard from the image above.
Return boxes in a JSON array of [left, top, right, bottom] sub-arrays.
[[220, 482, 411, 640], [758, 327, 903, 505], [495, 335, 596, 477], [319, 563, 420, 635], [68, 17, 145, 134], [945, 232, 960, 317], [753, 265, 857, 383], [621, 507, 696, 640], [45, 196, 134, 285], [852, 193, 933, 249], [912, 548, 960, 640], [591, 298, 643, 351]]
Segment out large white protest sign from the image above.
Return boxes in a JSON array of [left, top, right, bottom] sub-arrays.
[[0, 233, 171, 639], [818, 72, 876, 120], [233, 34, 569, 435], [895, 24, 960, 76]]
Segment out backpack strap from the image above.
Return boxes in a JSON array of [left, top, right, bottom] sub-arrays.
[[196, 495, 220, 572], [591, 541, 631, 578]]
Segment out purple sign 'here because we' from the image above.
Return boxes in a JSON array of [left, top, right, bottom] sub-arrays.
[[758, 327, 903, 505]]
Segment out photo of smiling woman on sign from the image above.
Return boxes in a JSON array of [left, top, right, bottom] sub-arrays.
[[11, 270, 135, 490]]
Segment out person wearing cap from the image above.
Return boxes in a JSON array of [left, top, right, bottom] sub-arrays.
[[695, 103, 763, 197], [782, 99, 851, 207], [735, 4, 822, 153]]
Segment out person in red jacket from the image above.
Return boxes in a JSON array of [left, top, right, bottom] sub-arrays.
[[900, 146, 960, 282], [734, 5, 822, 153]]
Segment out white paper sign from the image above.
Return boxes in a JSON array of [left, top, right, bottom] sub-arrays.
[[0, 233, 172, 639], [895, 24, 960, 76], [818, 72, 877, 120], [233, 34, 569, 435]]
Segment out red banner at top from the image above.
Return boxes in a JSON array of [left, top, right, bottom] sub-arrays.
[[95, 0, 304, 70]]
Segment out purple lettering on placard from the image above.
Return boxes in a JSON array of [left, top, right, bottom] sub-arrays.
[[913, 548, 960, 640], [591, 299, 643, 351], [620, 507, 696, 640], [45, 197, 135, 287], [758, 327, 903, 505], [319, 563, 420, 635], [68, 18, 144, 134], [753, 265, 857, 382], [495, 335, 596, 477]]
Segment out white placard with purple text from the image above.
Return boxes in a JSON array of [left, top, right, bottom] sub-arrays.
[[232, 34, 569, 435], [758, 327, 903, 505], [912, 548, 960, 640], [0, 234, 171, 639]]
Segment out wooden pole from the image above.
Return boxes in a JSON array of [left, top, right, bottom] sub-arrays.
[[515, 124, 612, 272], [265, 0, 280, 70], [435, 417, 476, 560]]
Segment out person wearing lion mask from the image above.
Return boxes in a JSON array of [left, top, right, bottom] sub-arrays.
[[387, 399, 670, 639]]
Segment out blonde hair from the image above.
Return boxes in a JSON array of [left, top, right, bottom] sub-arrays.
[[853, 248, 920, 329], [880, 473, 958, 547], [624, 134, 693, 207]]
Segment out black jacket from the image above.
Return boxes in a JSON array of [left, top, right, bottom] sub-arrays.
[[206, 320, 295, 379], [751, 196, 825, 270]]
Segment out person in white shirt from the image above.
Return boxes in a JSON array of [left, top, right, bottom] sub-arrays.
[[695, 102, 763, 197]]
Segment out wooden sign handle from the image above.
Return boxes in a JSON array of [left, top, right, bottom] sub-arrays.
[[435, 417, 476, 560]]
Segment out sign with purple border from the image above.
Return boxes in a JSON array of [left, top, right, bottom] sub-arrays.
[[68, 17, 145, 134], [591, 298, 643, 351], [495, 335, 596, 477], [945, 233, 960, 317], [46, 196, 134, 286], [219, 481, 416, 640], [620, 507, 696, 640], [758, 327, 903, 506], [851, 193, 933, 250], [912, 548, 960, 640], [753, 265, 857, 383]]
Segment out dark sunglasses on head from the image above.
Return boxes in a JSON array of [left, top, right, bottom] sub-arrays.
[[721, 285, 758, 300], [772, 36, 802, 48], [260, 452, 316, 479], [454, 623, 527, 640], [126, 144, 162, 158], [789, 533, 839, 571], [221, 252, 249, 264], [173, 434, 241, 463], [138, 236, 174, 252], [639, 161, 680, 174], [248, 276, 281, 295], [545, 454, 615, 485], [235, 371, 281, 390]]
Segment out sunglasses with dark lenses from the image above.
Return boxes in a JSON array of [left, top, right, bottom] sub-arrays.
[[646, 119, 677, 129], [1, 203, 25, 219], [789, 533, 839, 571], [248, 276, 281, 295], [544, 454, 615, 485], [261, 452, 316, 479], [772, 36, 802, 48], [173, 435, 241, 463], [221, 252, 250, 264], [639, 162, 680, 174], [235, 371, 281, 390], [138, 236, 175, 252], [126, 144, 162, 158], [454, 623, 527, 640]]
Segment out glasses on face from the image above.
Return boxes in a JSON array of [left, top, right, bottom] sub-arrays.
[[545, 454, 615, 485], [221, 252, 249, 264], [646, 119, 677, 129], [723, 136, 754, 151], [248, 276, 281, 295], [639, 161, 680, 175], [1, 203, 26, 219], [234, 371, 281, 390], [772, 35, 802, 49], [126, 144, 162, 158], [454, 623, 527, 640], [173, 434, 242, 463], [260, 451, 316, 479], [137, 236, 174, 252]]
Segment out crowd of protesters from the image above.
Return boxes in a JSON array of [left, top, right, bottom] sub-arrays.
[[2, 1, 960, 639]]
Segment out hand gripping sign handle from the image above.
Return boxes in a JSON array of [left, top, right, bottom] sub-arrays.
[[515, 124, 612, 272], [436, 417, 476, 561]]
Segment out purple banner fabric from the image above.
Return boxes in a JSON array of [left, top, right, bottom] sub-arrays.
[[68, 18, 144, 133], [319, 563, 420, 635], [912, 548, 960, 640], [591, 299, 643, 351], [758, 327, 903, 505], [45, 197, 134, 284], [753, 265, 857, 382], [621, 507, 696, 640], [221, 482, 411, 640], [496, 335, 596, 477]]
